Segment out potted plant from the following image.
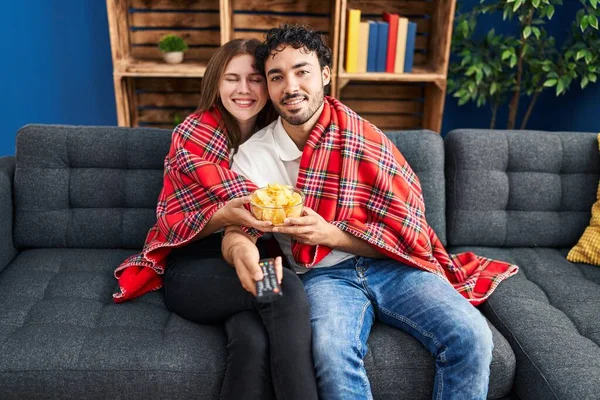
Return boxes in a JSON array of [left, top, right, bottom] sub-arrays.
[[449, 0, 599, 129], [158, 34, 189, 64]]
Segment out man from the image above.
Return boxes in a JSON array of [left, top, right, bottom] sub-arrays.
[[222, 25, 518, 400]]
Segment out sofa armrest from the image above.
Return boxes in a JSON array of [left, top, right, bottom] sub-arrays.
[[0, 156, 17, 273]]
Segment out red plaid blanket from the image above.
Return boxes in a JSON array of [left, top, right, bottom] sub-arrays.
[[113, 108, 260, 302], [291, 97, 518, 305], [114, 98, 518, 305]]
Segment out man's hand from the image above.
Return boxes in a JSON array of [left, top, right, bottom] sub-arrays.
[[221, 196, 273, 232], [271, 207, 336, 246], [271, 207, 385, 258]]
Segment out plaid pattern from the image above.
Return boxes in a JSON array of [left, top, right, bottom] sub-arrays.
[[292, 97, 518, 305], [113, 109, 260, 302]]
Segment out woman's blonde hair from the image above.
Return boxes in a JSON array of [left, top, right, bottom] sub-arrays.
[[196, 38, 276, 151]]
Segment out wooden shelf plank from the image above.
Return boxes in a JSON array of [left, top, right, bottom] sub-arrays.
[[339, 67, 445, 83], [115, 59, 208, 77]]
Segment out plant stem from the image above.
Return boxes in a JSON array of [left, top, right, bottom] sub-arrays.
[[490, 103, 498, 129], [507, 10, 533, 129], [520, 91, 540, 130]]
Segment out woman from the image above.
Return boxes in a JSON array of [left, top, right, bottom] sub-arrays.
[[114, 39, 318, 400]]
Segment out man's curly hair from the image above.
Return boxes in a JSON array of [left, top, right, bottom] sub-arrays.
[[255, 24, 332, 84]]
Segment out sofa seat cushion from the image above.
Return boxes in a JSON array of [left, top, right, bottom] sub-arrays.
[[449, 246, 600, 400], [365, 319, 515, 399], [0, 248, 226, 399], [0, 249, 515, 399]]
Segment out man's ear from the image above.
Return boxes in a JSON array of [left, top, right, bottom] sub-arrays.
[[321, 65, 331, 87]]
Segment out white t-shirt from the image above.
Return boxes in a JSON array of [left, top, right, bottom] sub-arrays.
[[231, 118, 355, 273]]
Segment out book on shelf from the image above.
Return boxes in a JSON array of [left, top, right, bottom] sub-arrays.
[[345, 8, 361, 73], [382, 12, 399, 73], [366, 21, 378, 73], [394, 16, 409, 73], [403, 21, 417, 73], [346, 10, 416, 75], [375, 21, 388, 72], [356, 21, 370, 73]]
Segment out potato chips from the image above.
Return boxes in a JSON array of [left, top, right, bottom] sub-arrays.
[[250, 184, 304, 225]]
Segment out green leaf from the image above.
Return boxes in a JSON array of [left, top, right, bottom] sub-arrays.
[[557, 79, 564, 95], [581, 15, 590, 32], [590, 15, 599, 30], [532, 27, 541, 39], [590, 74, 598, 83], [576, 50, 586, 60], [476, 70, 484, 84], [513, 0, 523, 12], [547, 4, 555, 19], [543, 79, 557, 87], [502, 50, 512, 60], [581, 76, 589, 89], [585, 51, 593, 64], [532, 0, 540, 7], [591, 0, 598, 9], [490, 82, 498, 95], [510, 55, 517, 68], [523, 26, 532, 39]]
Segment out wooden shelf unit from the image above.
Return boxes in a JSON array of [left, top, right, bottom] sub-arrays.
[[107, 0, 455, 132], [336, 0, 456, 132]]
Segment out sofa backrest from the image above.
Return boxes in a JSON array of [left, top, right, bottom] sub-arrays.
[[386, 130, 446, 245], [445, 129, 600, 247], [14, 125, 170, 249], [13, 124, 447, 249]]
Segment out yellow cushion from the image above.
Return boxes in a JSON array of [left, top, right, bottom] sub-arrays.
[[567, 133, 600, 265]]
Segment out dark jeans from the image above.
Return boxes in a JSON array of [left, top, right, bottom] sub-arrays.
[[163, 234, 318, 400]]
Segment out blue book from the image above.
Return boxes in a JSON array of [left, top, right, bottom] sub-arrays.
[[404, 21, 417, 73], [366, 21, 378, 72], [376, 21, 388, 72]]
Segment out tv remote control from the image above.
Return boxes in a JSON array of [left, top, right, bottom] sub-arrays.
[[256, 258, 282, 303]]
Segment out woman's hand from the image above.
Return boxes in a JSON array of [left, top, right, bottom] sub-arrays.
[[229, 242, 283, 296], [220, 196, 273, 231]]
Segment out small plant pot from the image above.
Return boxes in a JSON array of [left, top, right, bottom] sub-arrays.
[[162, 51, 184, 64]]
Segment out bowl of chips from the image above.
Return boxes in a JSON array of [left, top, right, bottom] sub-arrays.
[[250, 183, 305, 225]]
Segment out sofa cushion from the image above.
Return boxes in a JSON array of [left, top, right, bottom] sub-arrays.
[[0, 156, 17, 274], [366, 318, 515, 399], [446, 129, 600, 247], [14, 125, 447, 249], [14, 125, 170, 249], [449, 245, 600, 399], [0, 248, 512, 399], [384, 130, 446, 245], [0, 248, 226, 398]]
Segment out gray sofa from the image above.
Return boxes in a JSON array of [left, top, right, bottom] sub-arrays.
[[0, 124, 597, 399]]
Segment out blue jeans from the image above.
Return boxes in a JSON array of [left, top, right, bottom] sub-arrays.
[[300, 257, 493, 400]]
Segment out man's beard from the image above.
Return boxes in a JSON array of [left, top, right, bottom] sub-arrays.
[[274, 87, 324, 126]]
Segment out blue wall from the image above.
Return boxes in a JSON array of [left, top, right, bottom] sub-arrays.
[[1, 1, 116, 156], [0, 1, 597, 156]]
